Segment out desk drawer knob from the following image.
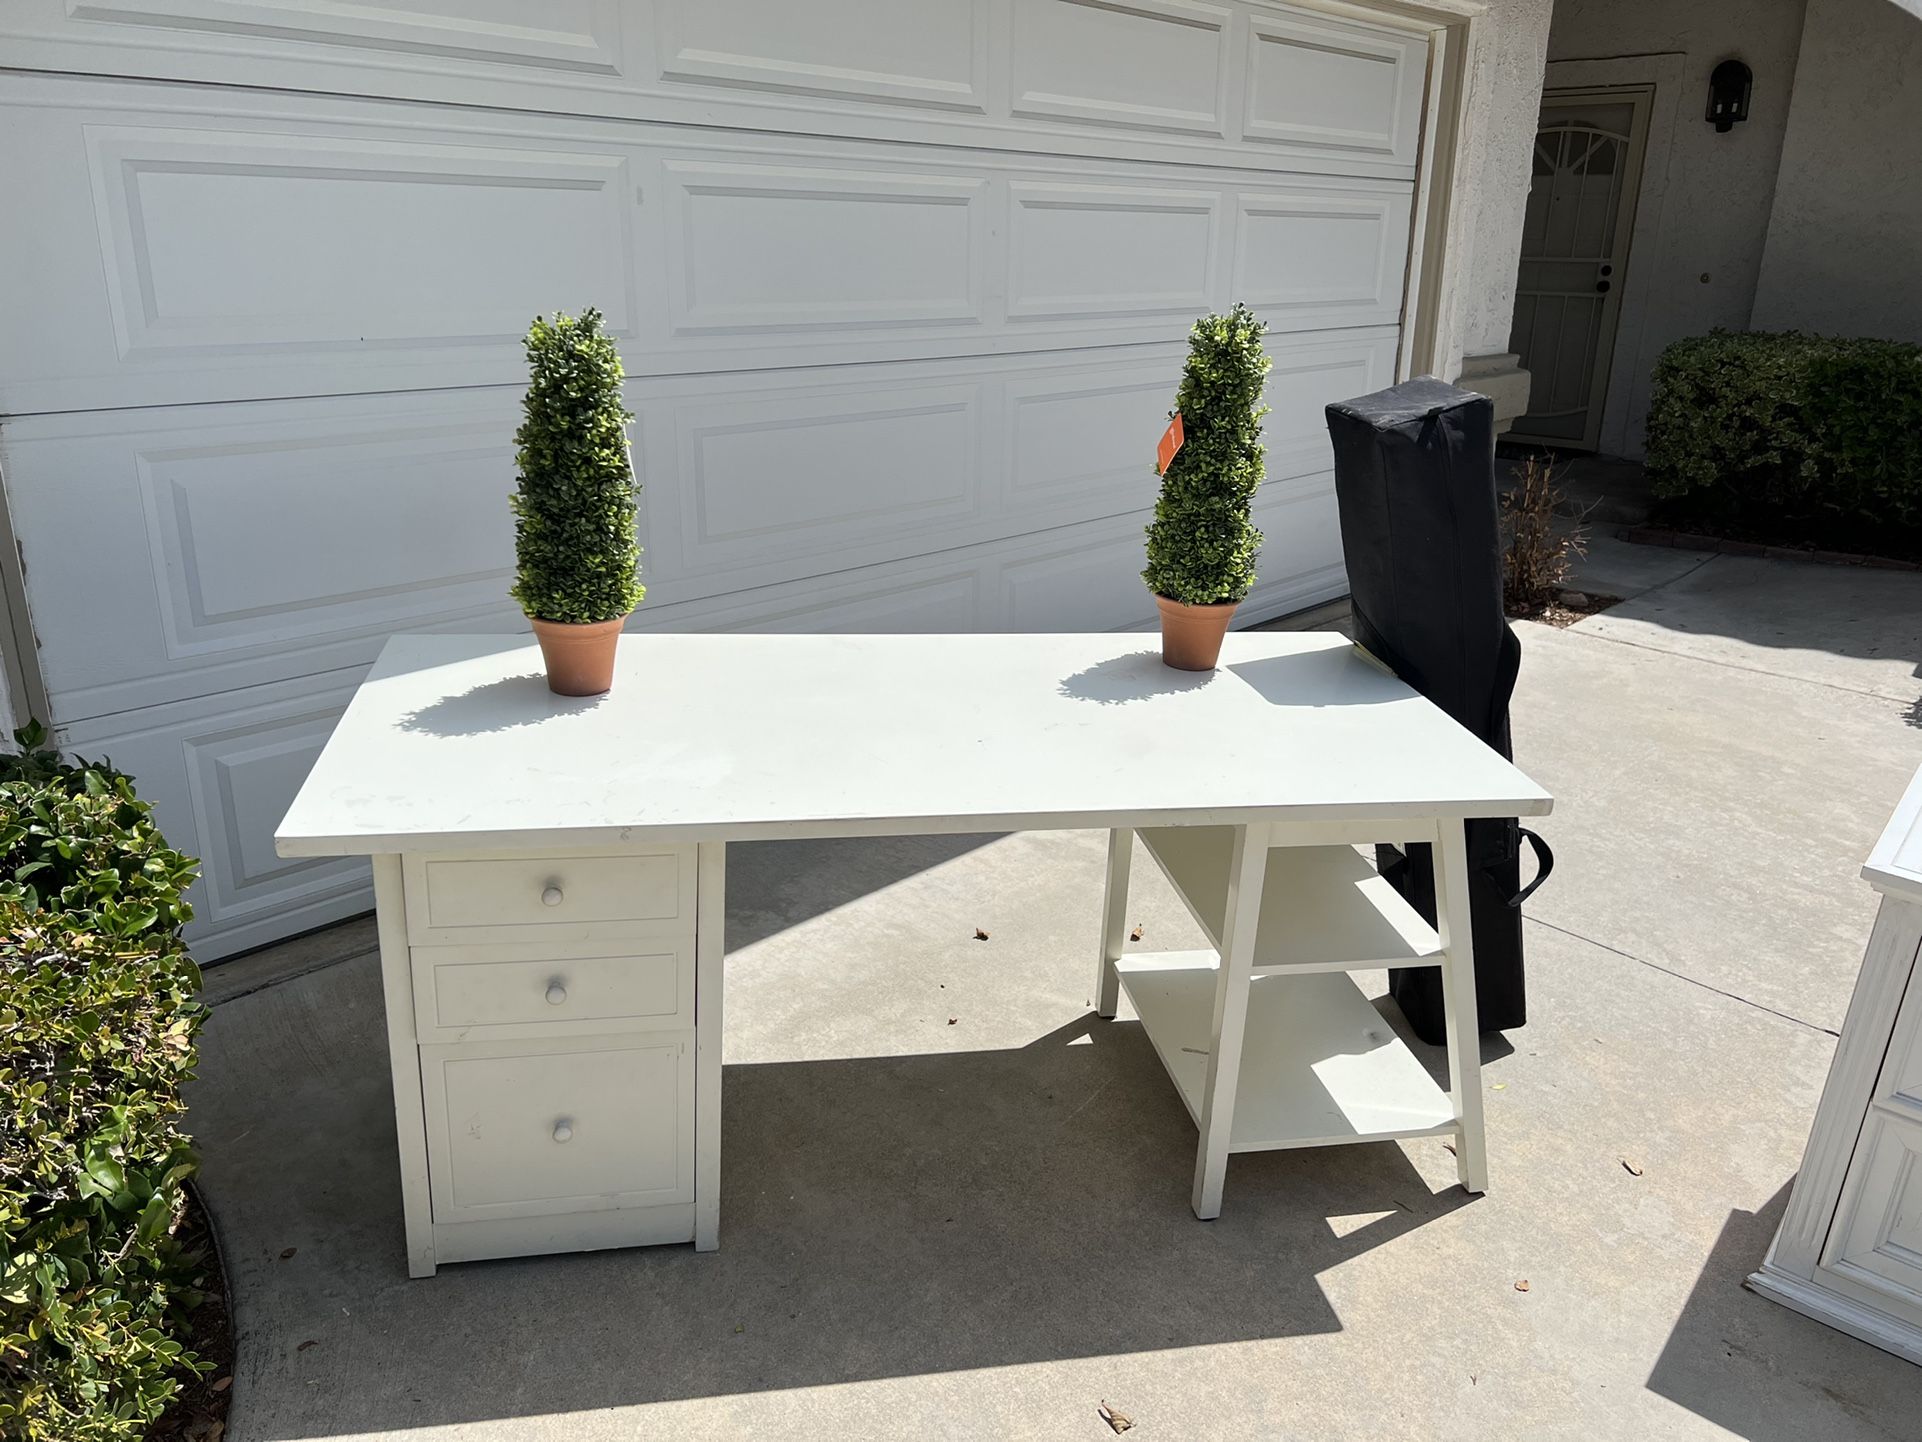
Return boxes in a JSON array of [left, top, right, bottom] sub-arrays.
[[541, 884, 564, 908], [552, 1120, 574, 1144], [545, 982, 568, 1006]]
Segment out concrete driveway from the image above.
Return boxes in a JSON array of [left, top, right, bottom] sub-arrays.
[[189, 536, 1922, 1440]]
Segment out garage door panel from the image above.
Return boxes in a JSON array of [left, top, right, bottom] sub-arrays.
[[1004, 361, 1178, 521], [3, 392, 526, 721], [58, 673, 374, 959], [2, 76, 1413, 413], [7, 333, 1392, 719], [66, 0, 629, 75], [662, 163, 986, 334], [690, 567, 986, 637], [139, 424, 514, 642], [1234, 189, 1413, 329], [1244, 11, 1426, 165], [1010, 0, 1232, 138], [670, 384, 987, 574], [655, 0, 988, 112], [1007, 183, 1221, 322], [86, 126, 635, 361], [3, 3, 1427, 185], [1263, 343, 1390, 482]]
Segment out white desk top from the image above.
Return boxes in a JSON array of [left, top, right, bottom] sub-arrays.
[[276, 631, 1553, 856], [1865, 762, 1922, 904]]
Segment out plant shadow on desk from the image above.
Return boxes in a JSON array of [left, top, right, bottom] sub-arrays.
[[1058, 649, 1219, 704], [198, 957, 1475, 1438], [396, 672, 608, 737]]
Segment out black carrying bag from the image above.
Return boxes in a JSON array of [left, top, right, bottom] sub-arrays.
[[1324, 377, 1552, 1043]]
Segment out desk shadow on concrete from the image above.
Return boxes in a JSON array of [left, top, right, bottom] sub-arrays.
[[196, 952, 1472, 1440], [1645, 1183, 1922, 1440], [726, 833, 1005, 951]]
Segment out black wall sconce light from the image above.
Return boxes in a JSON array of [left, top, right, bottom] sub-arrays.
[[1707, 59, 1752, 132]]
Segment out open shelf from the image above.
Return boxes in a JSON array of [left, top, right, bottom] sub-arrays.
[[1134, 826, 1441, 975], [1116, 952, 1456, 1152]]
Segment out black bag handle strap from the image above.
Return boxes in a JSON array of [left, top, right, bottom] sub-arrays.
[[1510, 828, 1554, 907]]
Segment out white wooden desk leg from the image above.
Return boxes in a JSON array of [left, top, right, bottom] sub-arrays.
[[1435, 820, 1488, 1194], [694, 841, 726, 1252], [1096, 827, 1134, 1019], [372, 854, 436, 1278], [1192, 823, 1272, 1219]]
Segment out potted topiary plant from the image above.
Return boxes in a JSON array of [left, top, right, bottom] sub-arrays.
[[1142, 303, 1272, 670], [511, 308, 645, 696]]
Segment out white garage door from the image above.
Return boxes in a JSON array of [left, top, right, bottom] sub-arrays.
[[0, 0, 1432, 959]]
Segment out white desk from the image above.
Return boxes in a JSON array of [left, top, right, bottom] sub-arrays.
[[278, 631, 1552, 1276], [1751, 762, 1922, 1365]]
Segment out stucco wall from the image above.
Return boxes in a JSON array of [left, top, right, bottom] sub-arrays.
[[1543, 0, 1809, 454], [1752, 0, 1922, 339], [1459, 0, 1557, 364]]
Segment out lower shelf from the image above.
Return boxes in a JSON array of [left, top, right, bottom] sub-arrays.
[[1116, 951, 1456, 1153]]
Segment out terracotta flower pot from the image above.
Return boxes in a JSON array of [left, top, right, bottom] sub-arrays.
[[529, 614, 628, 696], [1155, 595, 1238, 671]]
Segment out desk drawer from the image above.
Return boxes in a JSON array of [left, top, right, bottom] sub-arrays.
[[404, 847, 695, 945], [411, 939, 693, 1043], [421, 1033, 694, 1224]]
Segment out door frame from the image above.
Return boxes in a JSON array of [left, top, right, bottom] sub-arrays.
[[0, 451, 49, 733], [1508, 83, 1654, 451], [1298, 0, 1491, 389], [1527, 53, 1686, 455]]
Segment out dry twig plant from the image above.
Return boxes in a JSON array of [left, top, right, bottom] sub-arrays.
[[1501, 453, 1589, 616]]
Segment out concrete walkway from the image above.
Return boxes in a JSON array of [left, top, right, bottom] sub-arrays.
[[189, 538, 1922, 1441]]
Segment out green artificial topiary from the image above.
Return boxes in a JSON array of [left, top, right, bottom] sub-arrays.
[[1142, 304, 1272, 606], [509, 309, 646, 624]]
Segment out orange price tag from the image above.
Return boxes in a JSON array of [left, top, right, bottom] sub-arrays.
[[1156, 412, 1185, 475]]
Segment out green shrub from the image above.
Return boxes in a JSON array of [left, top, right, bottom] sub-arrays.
[[509, 308, 645, 625], [1644, 330, 1922, 531], [1, 722, 206, 1441], [1143, 304, 1272, 605]]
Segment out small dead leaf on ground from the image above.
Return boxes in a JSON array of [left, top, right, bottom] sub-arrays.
[[948, 1017, 958, 1025], [1621, 1158, 1644, 1177], [973, 927, 989, 941], [1514, 1279, 1531, 1293], [1128, 924, 1143, 942], [1099, 1401, 1135, 1433], [211, 1376, 233, 1392], [278, 1247, 297, 1260]]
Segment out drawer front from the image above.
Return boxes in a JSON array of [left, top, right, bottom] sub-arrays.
[[404, 847, 695, 944], [421, 1033, 694, 1223], [1819, 1107, 1922, 1311], [411, 939, 693, 1043]]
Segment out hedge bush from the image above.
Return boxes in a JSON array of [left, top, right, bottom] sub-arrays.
[[1644, 330, 1922, 534], [1, 722, 207, 1441], [1143, 303, 1272, 605], [509, 308, 646, 625]]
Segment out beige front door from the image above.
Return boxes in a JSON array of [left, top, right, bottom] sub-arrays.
[[1507, 86, 1652, 451]]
